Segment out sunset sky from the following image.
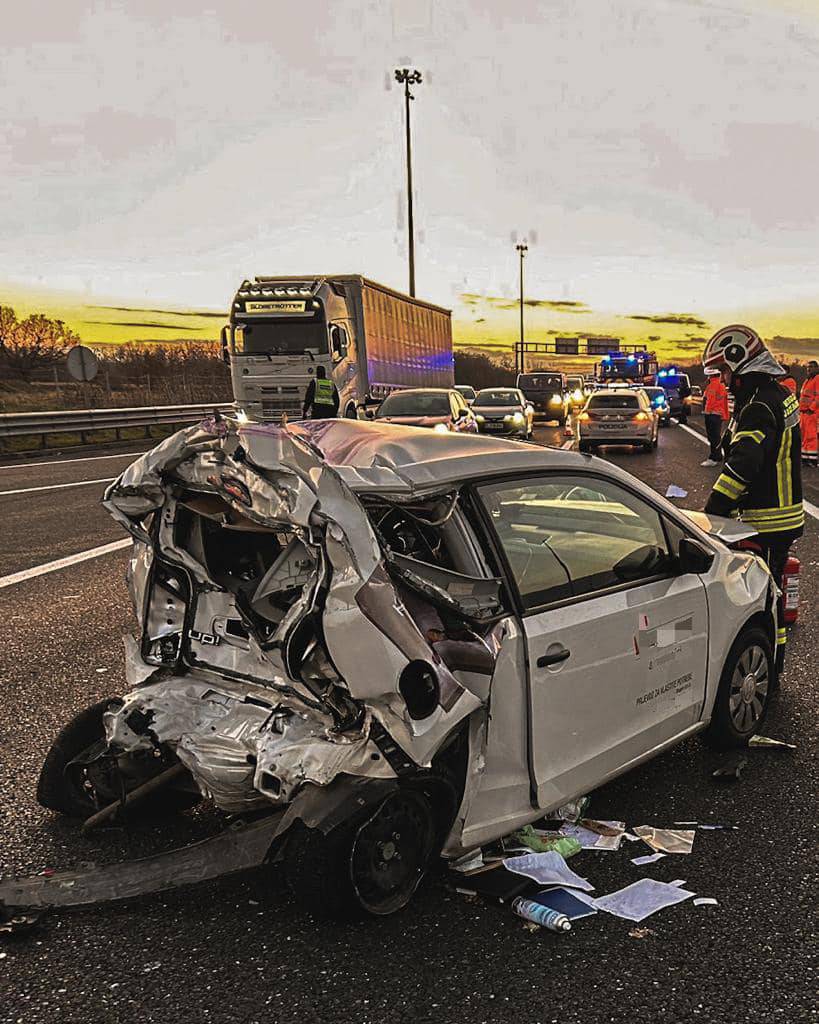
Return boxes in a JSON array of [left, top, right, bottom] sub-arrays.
[[3, 0, 819, 363]]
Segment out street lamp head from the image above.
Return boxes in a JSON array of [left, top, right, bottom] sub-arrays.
[[394, 67, 423, 85]]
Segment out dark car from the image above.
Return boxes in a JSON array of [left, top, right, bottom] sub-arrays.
[[472, 388, 534, 438], [375, 388, 478, 434], [656, 371, 692, 423], [516, 371, 568, 424], [640, 386, 672, 426]]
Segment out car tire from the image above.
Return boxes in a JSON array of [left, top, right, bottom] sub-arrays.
[[37, 699, 200, 819], [344, 403, 358, 420], [703, 626, 773, 750], [284, 789, 436, 918]]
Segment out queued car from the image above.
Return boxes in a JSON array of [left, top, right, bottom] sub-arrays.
[[564, 374, 588, 411], [638, 386, 672, 426], [516, 371, 568, 424], [454, 384, 477, 405], [577, 388, 659, 452], [656, 370, 692, 423], [34, 418, 778, 920], [374, 387, 478, 434], [472, 387, 534, 438]]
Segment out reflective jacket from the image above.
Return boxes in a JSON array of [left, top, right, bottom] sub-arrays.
[[703, 378, 729, 419], [706, 375, 803, 540], [313, 377, 337, 406], [782, 376, 797, 396], [800, 374, 818, 415]]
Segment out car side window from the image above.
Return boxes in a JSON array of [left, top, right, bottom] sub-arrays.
[[478, 475, 672, 611]]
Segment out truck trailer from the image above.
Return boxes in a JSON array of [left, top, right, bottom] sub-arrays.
[[221, 275, 454, 421]]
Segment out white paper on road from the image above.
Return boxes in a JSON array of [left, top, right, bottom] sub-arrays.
[[504, 852, 594, 892], [557, 821, 625, 851], [693, 897, 719, 906], [593, 879, 695, 922], [665, 484, 689, 498], [633, 826, 696, 855], [631, 852, 666, 866], [748, 735, 796, 750], [668, 879, 688, 887]]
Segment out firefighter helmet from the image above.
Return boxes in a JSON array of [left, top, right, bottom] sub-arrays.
[[702, 324, 785, 377]]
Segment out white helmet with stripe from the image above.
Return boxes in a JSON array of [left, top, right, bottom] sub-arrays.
[[703, 324, 785, 377]]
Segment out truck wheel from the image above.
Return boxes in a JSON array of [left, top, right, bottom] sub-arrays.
[[284, 789, 435, 918], [344, 403, 358, 419], [37, 700, 200, 819], [703, 626, 772, 750]]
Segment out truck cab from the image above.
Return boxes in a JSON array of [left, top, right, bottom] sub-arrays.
[[516, 371, 568, 424], [222, 278, 357, 422]]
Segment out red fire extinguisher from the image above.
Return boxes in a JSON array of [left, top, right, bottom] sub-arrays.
[[782, 555, 801, 625]]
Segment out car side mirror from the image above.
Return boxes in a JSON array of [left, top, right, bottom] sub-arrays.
[[677, 537, 715, 575], [220, 326, 230, 365]]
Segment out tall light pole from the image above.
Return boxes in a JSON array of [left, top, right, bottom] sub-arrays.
[[515, 242, 528, 376], [394, 67, 422, 296]]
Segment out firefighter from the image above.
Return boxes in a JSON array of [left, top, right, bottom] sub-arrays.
[[302, 366, 339, 420], [800, 360, 818, 466], [780, 364, 798, 396], [700, 367, 730, 466], [702, 325, 803, 672]]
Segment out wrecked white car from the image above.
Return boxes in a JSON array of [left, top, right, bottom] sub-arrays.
[[35, 418, 778, 916]]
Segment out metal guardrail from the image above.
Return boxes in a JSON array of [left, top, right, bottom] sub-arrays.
[[0, 403, 235, 446]]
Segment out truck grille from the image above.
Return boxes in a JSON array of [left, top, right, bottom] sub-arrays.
[[260, 388, 302, 418]]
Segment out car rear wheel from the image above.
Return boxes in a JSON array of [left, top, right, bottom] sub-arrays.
[[704, 626, 773, 749], [284, 789, 436, 918], [37, 700, 200, 819]]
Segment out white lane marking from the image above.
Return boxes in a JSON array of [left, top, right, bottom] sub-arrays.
[[0, 451, 146, 471], [560, 439, 574, 449], [0, 477, 115, 497], [679, 422, 819, 522], [0, 538, 132, 590]]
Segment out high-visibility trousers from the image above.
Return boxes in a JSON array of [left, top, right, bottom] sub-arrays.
[[801, 411, 817, 460]]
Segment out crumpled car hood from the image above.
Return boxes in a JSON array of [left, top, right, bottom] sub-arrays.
[[101, 415, 486, 813]]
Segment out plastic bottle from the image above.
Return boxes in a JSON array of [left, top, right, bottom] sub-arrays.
[[511, 897, 572, 932]]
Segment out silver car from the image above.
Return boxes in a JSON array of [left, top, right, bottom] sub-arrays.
[[578, 388, 659, 452], [35, 419, 777, 918]]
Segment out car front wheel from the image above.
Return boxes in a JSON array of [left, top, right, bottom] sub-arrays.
[[704, 625, 773, 749]]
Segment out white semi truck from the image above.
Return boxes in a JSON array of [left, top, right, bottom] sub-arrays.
[[221, 275, 454, 421]]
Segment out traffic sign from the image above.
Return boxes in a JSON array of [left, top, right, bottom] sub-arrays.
[[66, 345, 99, 382]]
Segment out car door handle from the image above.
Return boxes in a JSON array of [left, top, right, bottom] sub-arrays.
[[537, 646, 571, 668]]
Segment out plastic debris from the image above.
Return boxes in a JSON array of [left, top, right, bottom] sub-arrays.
[[633, 826, 695, 855], [748, 735, 796, 750], [555, 796, 590, 822], [712, 757, 748, 782], [628, 926, 657, 939], [504, 851, 594, 892], [693, 897, 719, 906], [631, 852, 666, 866], [665, 484, 688, 498], [592, 879, 695, 922], [511, 825, 582, 858], [512, 897, 572, 932], [697, 824, 739, 831], [559, 820, 626, 852], [533, 888, 597, 921], [668, 879, 688, 887], [450, 849, 484, 873]]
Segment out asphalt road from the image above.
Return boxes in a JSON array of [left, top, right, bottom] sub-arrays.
[[1, 420, 816, 1024]]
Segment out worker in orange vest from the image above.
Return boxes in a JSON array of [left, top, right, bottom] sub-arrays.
[[800, 360, 818, 465], [781, 365, 798, 395], [700, 368, 730, 466]]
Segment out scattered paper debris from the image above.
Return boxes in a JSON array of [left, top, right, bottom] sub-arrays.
[[697, 824, 738, 831], [633, 826, 695, 855], [592, 879, 695, 922], [668, 880, 688, 887], [504, 851, 594, 892], [557, 821, 625, 852], [631, 852, 666, 866], [628, 926, 657, 939], [665, 484, 688, 498], [693, 897, 718, 906], [748, 735, 796, 750]]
